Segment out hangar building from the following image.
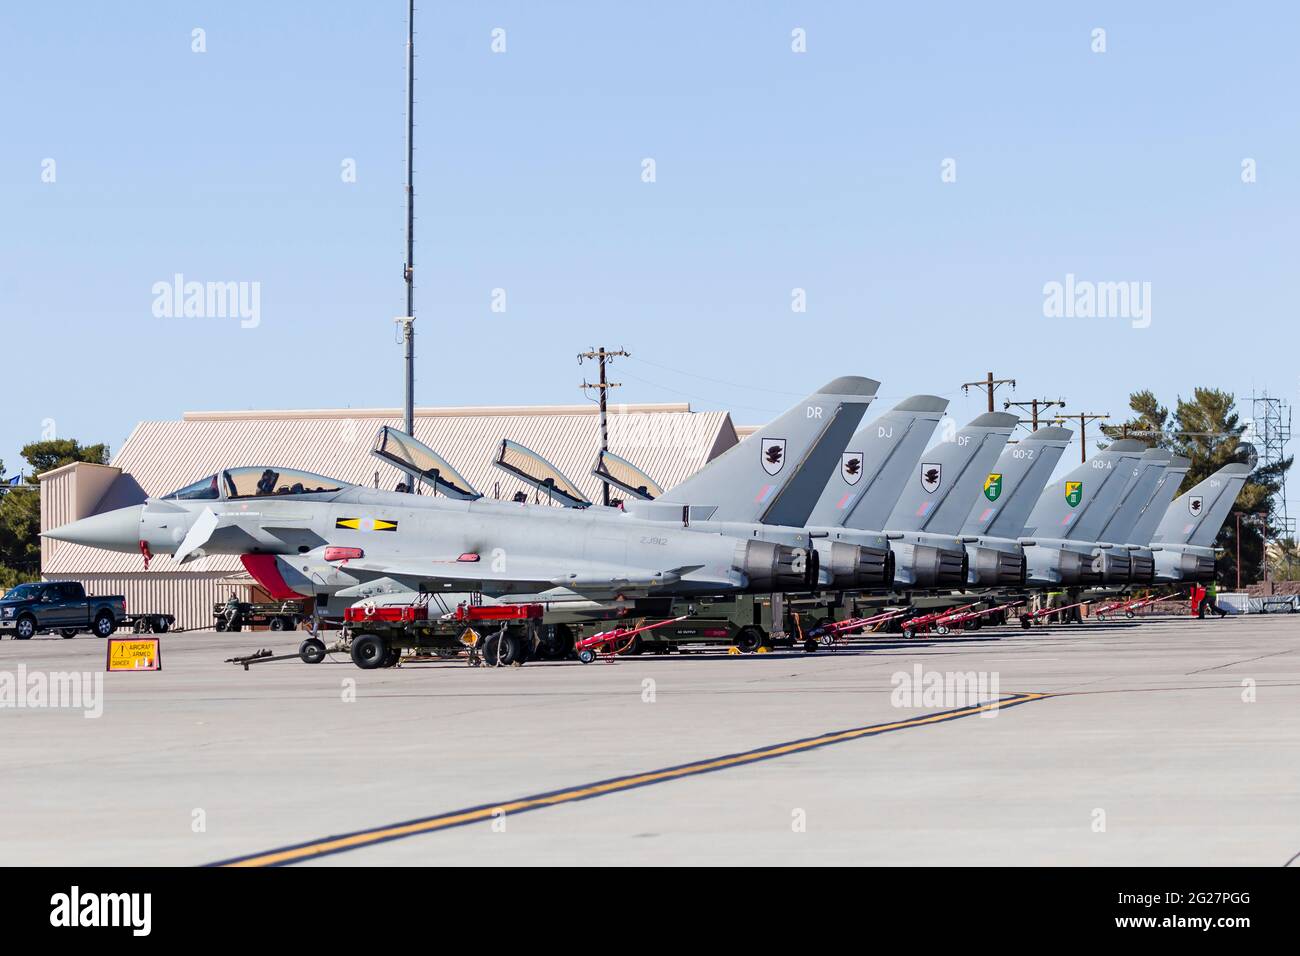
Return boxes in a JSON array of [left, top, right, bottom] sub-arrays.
[[39, 402, 738, 630]]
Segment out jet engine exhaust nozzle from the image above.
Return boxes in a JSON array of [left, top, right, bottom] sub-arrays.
[[826, 541, 892, 590], [970, 546, 1027, 588], [735, 540, 818, 592]]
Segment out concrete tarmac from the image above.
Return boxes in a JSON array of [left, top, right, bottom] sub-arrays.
[[0, 614, 1296, 866]]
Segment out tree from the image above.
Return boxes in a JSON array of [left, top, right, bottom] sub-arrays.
[[1103, 388, 1291, 585], [1100, 390, 1169, 445], [0, 439, 110, 588], [1268, 537, 1300, 582]]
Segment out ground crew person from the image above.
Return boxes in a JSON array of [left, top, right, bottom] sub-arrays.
[[1200, 581, 1228, 618]]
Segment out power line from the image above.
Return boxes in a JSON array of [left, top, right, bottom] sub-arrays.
[[1053, 412, 1111, 463], [579, 347, 630, 507], [1004, 397, 1066, 432], [962, 372, 1016, 413]]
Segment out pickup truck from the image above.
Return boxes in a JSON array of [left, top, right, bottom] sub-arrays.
[[0, 582, 126, 640]]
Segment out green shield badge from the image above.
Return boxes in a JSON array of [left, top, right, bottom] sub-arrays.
[[983, 473, 1003, 502], [1065, 481, 1083, 507]]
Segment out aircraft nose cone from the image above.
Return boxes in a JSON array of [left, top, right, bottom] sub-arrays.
[[43, 505, 145, 553]]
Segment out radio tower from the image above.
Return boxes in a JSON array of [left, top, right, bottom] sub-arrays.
[[1250, 392, 1293, 535]]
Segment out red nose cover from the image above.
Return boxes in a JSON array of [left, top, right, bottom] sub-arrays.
[[240, 554, 301, 600]]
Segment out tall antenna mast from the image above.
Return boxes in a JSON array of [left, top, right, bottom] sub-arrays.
[[397, 0, 417, 490]]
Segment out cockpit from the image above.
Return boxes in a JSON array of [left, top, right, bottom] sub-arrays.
[[161, 468, 350, 501]]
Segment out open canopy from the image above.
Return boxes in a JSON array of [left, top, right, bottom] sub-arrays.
[[592, 449, 663, 501], [370, 426, 481, 500], [494, 439, 591, 508]]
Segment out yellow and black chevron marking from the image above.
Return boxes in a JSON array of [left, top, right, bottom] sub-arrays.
[[334, 517, 398, 531], [210, 692, 1050, 867]]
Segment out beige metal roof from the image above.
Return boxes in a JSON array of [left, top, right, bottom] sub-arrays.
[[44, 404, 737, 575]]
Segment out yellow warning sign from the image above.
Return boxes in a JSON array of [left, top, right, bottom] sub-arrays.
[[106, 637, 162, 672]]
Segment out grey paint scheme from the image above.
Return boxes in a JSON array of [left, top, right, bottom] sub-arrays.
[[657, 376, 880, 527], [43, 484, 810, 601], [1148, 461, 1251, 583], [1126, 455, 1190, 546], [1094, 449, 1171, 545], [1152, 462, 1252, 548], [1021, 439, 1146, 541], [961, 426, 1072, 540], [885, 412, 1019, 536], [807, 396, 947, 532]]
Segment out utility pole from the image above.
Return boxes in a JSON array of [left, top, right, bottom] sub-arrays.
[[1004, 397, 1066, 432], [579, 347, 630, 506], [962, 372, 1016, 413], [395, 0, 418, 492], [1053, 412, 1110, 463]]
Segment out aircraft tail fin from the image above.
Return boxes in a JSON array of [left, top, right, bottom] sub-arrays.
[[658, 376, 880, 526], [808, 395, 948, 531], [1127, 455, 1190, 546], [961, 426, 1072, 540], [1152, 461, 1252, 548], [1022, 439, 1147, 540], [884, 412, 1019, 535], [1095, 449, 1172, 544]]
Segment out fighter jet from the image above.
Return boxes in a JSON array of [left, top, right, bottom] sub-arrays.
[[262, 376, 889, 621], [1149, 455, 1253, 583], [42, 464, 825, 605], [44, 378, 894, 612], [801, 396, 950, 588], [1018, 439, 1149, 586], [620, 376, 897, 591], [958, 425, 1073, 586], [871, 412, 1020, 588], [1089, 448, 1175, 583]]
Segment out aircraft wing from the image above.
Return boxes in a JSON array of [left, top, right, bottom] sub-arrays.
[[331, 553, 707, 599]]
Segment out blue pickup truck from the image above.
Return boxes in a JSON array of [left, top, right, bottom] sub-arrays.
[[0, 582, 127, 640]]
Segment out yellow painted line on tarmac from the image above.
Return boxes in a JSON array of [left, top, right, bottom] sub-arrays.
[[212, 692, 1051, 867]]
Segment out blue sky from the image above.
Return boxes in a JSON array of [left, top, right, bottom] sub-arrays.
[[2, 2, 1296, 509]]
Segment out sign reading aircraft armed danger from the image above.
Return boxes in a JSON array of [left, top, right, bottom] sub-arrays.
[[1188, 495, 1204, 517], [761, 438, 787, 476], [983, 473, 1003, 502], [106, 638, 162, 672], [920, 462, 942, 494], [841, 451, 864, 486]]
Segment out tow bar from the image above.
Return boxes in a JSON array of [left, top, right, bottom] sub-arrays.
[[575, 615, 689, 663]]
